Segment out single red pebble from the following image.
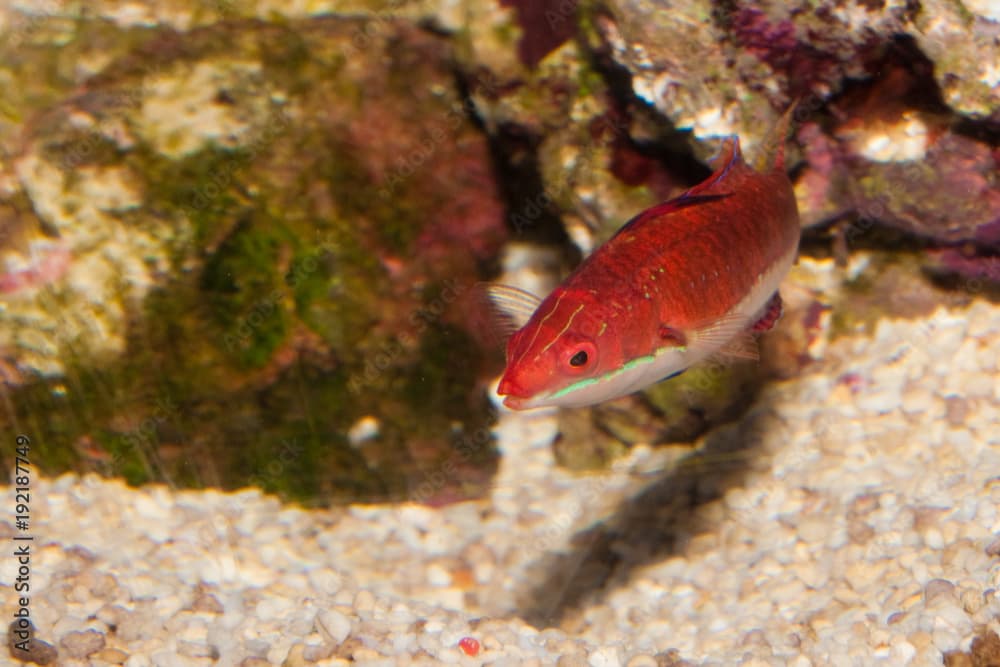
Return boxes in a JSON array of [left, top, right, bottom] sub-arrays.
[[458, 636, 480, 656]]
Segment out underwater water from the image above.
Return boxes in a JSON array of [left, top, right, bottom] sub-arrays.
[[0, 1, 998, 664]]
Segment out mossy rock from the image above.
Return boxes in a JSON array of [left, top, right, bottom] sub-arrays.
[[0, 15, 506, 504]]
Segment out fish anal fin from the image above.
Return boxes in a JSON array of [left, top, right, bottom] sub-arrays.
[[751, 292, 783, 333]]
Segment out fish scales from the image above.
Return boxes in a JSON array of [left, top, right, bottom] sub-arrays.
[[559, 144, 795, 352]]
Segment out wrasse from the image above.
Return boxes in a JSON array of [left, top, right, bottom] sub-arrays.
[[490, 114, 800, 410]]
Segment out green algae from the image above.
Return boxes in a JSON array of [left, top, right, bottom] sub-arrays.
[[0, 14, 500, 505], [201, 217, 293, 368]]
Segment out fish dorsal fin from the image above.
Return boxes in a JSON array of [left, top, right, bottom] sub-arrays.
[[485, 284, 542, 336], [609, 192, 731, 241], [603, 137, 742, 241]]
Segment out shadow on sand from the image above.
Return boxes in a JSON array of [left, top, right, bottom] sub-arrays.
[[515, 401, 788, 631]]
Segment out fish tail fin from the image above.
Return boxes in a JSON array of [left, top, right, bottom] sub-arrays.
[[687, 136, 742, 196], [717, 135, 740, 166], [761, 99, 800, 172]]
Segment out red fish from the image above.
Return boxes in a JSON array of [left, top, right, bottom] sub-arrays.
[[490, 116, 800, 410]]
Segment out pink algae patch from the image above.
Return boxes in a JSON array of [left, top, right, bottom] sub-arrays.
[[0, 243, 71, 294]]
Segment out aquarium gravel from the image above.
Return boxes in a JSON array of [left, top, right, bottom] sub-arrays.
[[3, 299, 999, 666]]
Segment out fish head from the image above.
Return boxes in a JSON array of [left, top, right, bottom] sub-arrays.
[[496, 289, 617, 410], [489, 284, 697, 409]]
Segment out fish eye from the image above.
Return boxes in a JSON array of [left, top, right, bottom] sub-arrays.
[[562, 342, 596, 373]]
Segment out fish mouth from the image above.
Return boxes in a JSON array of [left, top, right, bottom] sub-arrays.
[[502, 395, 526, 410], [496, 376, 536, 411], [501, 393, 551, 411], [499, 388, 555, 411]]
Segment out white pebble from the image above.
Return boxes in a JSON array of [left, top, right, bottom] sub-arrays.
[[889, 639, 916, 663], [317, 609, 351, 646], [425, 563, 453, 587], [588, 646, 622, 667], [353, 590, 376, 613]]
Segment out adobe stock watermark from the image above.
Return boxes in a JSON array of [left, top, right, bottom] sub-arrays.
[[9, 435, 35, 658], [785, 93, 927, 249], [543, 0, 580, 30], [407, 425, 494, 505], [894, 273, 986, 365], [244, 437, 305, 493], [105, 394, 183, 477], [522, 473, 623, 559], [193, 437, 304, 560], [181, 107, 292, 215], [3, 1, 61, 50], [211, 0, 242, 17], [841, 161, 924, 248], [347, 278, 469, 394], [509, 113, 631, 236], [376, 106, 469, 200], [375, 69, 504, 202], [59, 59, 172, 171], [223, 231, 339, 354], [341, 0, 410, 58]]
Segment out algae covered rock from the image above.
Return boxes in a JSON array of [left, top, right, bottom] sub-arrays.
[[453, 0, 997, 277], [587, 0, 998, 261], [0, 15, 506, 503], [911, 0, 1000, 121], [596, 0, 908, 147], [793, 39, 999, 282]]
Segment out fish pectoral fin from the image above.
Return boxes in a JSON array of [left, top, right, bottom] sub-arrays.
[[714, 332, 760, 362], [688, 312, 748, 354], [689, 314, 760, 363], [657, 324, 687, 347], [485, 283, 543, 334]]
